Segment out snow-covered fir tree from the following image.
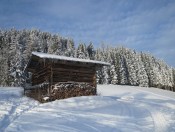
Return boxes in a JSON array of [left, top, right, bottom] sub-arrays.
[[76, 43, 89, 59], [110, 63, 118, 84], [87, 42, 95, 60], [64, 38, 75, 57], [136, 53, 149, 87]]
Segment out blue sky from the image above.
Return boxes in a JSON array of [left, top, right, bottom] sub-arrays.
[[0, 0, 175, 67]]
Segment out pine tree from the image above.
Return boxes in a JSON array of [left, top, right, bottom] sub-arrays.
[[141, 53, 156, 87], [110, 63, 118, 84], [65, 38, 75, 57], [124, 48, 138, 86], [0, 33, 9, 86], [76, 43, 89, 59], [136, 53, 149, 87], [87, 42, 95, 60], [119, 54, 129, 85], [48, 34, 59, 54], [173, 69, 175, 91]]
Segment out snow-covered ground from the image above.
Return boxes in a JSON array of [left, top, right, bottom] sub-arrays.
[[0, 85, 175, 132]]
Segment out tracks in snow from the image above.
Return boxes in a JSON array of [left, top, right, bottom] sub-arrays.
[[0, 97, 39, 132], [119, 96, 168, 132], [151, 111, 167, 132]]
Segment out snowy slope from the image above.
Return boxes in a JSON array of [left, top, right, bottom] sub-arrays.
[[0, 85, 175, 132], [0, 87, 39, 131]]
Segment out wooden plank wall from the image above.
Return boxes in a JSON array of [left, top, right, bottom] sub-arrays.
[[31, 61, 97, 88], [52, 63, 96, 87], [28, 61, 98, 102], [32, 65, 51, 85]]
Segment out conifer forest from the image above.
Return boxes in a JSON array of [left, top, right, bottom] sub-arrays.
[[0, 29, 175, 91]]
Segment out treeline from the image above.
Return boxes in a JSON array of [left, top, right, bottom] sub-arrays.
[[95, 47, 175, 91], [0, 29, 175, 91]]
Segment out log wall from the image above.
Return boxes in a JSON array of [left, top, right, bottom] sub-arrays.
[[28, 61, 97, 102], [32, 65, 51, 85], [51, 63, 96, 87]]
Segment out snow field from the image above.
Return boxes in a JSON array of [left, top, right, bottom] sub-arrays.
[[0, 88, 39, 131], [0, 85, 175, 132]]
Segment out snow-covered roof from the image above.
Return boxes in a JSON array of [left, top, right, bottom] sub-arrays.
[[32, 52, 110, 66]]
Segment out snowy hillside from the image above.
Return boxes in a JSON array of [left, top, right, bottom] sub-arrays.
[[0, 85, 175, 132]]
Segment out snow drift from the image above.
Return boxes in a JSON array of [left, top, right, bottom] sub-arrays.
[[0, 85, 175, 132]]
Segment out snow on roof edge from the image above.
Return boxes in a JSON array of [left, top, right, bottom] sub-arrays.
[[32, 52, 110, 66]]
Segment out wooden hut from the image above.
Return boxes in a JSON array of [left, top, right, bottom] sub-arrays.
[[24, 52, 110, 102]]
